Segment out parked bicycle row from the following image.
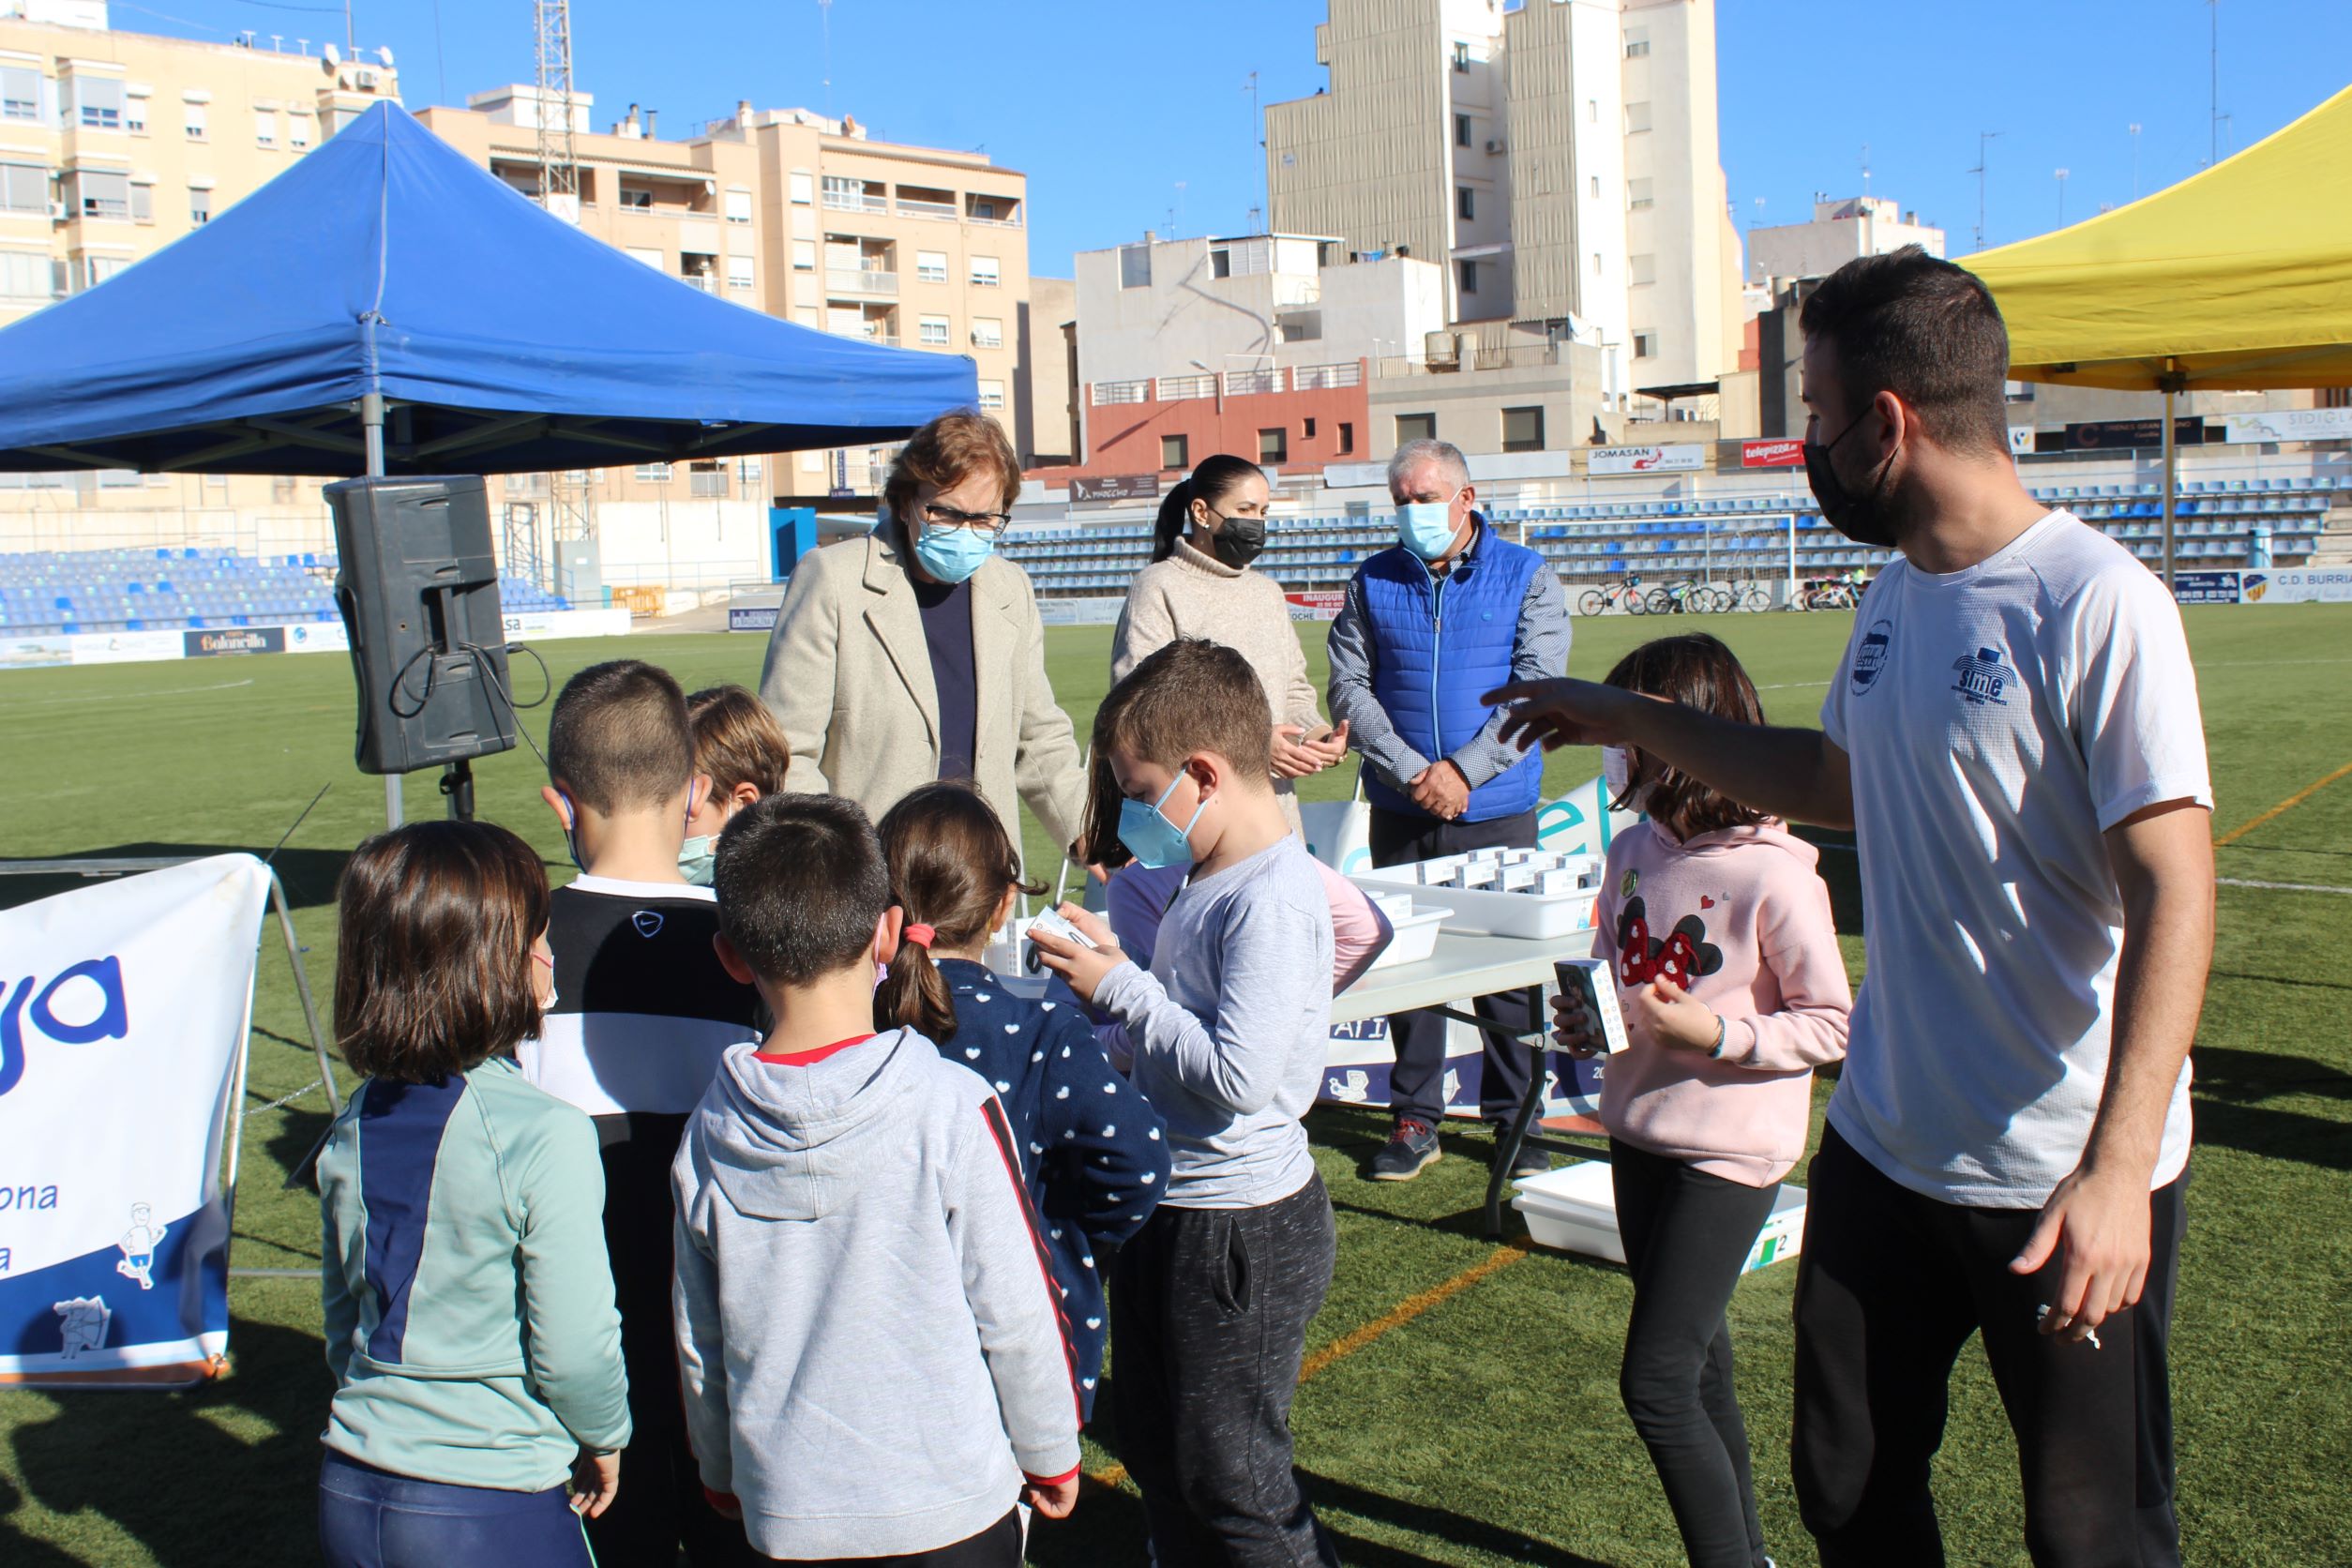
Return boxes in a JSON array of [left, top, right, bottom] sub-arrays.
[[1568, 572, 1869, 615]]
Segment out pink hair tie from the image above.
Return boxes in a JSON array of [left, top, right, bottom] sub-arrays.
[[903, 923, 936, 948]]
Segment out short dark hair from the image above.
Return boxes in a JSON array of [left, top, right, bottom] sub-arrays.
[[1604, 635, 1771, 840], [714, 792, 892, 987], [333, 822, 550, 1082], [547, 659, 693, 814], [1798, 246, 2012, 456], [1088, 639, 1273, 847]]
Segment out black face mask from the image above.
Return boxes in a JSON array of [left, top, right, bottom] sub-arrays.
[[1204, 508, 1267, 568], [1802, 407, 1900, 549]]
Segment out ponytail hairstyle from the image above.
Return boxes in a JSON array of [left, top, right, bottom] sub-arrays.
[[1150, 452, 1269, 563], [874, 780, 1045, 1043], [1600, 634, 1772, 841]]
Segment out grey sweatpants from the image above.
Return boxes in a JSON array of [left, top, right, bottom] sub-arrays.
[[1110, 1173, 1340, 1567]]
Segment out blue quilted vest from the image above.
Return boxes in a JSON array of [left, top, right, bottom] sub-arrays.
[[1357, 518, 1546, 822]]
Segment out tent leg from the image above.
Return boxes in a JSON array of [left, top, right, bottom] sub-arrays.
[[265, 867, 339, 1116], [2161, 387, 2178, 589], [362, 390, 403, 831]]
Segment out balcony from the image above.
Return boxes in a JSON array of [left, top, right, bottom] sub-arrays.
[[896, 196, 957, 219], [826, 266, 899, 297], [822, 188, 887, 214]]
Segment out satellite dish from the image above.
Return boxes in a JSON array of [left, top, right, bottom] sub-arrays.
[[377, 46, 395, 67], [322, 43, 340, 68]]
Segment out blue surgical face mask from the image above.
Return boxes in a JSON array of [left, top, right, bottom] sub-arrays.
[[678, 834, 717, 886], [1117, 770, 1208, 871], [1397, 496, 1461, 561], [912, 517, 995, 584]]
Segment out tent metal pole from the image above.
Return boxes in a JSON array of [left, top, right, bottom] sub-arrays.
[[362, 391, 402, 830], [2160, 386, 2178, 590]]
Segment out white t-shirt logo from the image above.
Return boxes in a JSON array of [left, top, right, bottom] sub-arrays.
[[1849, 620, 1893, 694], [1949, 646, 2013, 706]]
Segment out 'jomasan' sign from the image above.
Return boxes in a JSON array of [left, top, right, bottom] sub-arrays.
[[0, 855, 269, 1387]]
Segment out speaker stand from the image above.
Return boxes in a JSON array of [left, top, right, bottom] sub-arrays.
[[440, 759, 475, 822]]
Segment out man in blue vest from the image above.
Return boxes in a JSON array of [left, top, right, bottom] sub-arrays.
[[1328, 437, 1571, 1180]]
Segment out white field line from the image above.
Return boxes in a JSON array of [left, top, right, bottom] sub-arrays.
[[0, 677, 255, 706]]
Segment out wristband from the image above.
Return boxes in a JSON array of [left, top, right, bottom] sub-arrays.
[[1707, 1016, 1727, 1059]]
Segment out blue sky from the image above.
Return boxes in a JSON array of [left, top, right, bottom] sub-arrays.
[[121, 0, 2352, 276]]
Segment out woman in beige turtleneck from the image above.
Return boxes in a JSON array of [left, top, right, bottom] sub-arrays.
[[1109, 454, 1349, 833]]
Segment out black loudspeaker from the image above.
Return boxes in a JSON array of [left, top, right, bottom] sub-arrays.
[[324, 475, 517, 777]]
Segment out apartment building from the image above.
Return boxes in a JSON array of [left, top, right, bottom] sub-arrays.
[[1747, 193, 1944, 286], [0, 0, 399, 536], [1265, 0, 1744, 400]]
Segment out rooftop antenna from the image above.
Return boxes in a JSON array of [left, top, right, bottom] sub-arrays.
[[1969, 129, 2001, 250], [819, 0, 835, 120], [533, 0, 580, 215], [1245, 70, 1265, 231], [343, 0, 354, 56]]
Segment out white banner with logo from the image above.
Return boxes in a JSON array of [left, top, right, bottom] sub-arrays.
[[1590, 444, 1707, 476], [0, 855, 267, 1386], [2220, 408, 2352, 444], [2241, 567, 2352, 604]]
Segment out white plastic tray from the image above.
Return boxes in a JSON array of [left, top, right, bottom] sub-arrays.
[[1367, 904, 1449, 972], [1512, 1161, 1808, 1273], [1353, 865, 1599, 941]]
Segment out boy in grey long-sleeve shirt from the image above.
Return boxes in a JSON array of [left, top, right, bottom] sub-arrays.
[[675, 794, 1081, 1566], [1033, 638, 1342, 1567]]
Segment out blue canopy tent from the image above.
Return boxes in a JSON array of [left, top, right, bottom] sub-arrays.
[[0, 100, 975, 474]]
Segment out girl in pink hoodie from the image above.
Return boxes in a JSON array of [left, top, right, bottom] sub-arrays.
[[1552, 632, 1850, 1568]]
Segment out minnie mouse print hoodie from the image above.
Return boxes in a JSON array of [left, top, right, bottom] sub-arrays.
[[1591, 819, 1852, 1187]]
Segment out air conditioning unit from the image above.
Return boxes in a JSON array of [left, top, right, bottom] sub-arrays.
[[48, 200, 66, 220], [1424, 329, 1458, 366], [1485, 139, 1505, 155], [354, 68, 380, 90]]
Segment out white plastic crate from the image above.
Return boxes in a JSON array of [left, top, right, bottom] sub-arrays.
[[1362, 890, 1451, 972], [1353, 852, 1601, 940], [1511, 1160, 1807, 1273]]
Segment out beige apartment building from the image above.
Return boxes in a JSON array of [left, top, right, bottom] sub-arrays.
[[0, 4, 1036, 576]]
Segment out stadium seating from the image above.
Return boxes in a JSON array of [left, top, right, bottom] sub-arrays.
[[993, 477, 2338, 599], [0, 547, 568, 637]]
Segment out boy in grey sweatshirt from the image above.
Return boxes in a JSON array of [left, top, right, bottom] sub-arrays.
[[673, 794, 1082, 1566]]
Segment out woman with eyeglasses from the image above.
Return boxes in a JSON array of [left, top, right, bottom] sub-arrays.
[[757, 408, 1090, 866], [1111, 453, 1350, 837]]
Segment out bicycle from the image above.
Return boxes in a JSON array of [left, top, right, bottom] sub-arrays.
[[1802, 574, 1864, 611], [1644, 580, 1726, 615], [1576, 575, 1650, 616], [1730, 583, 1772, 612]]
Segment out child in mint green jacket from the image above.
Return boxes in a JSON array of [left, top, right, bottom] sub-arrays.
[[315, 822, 629, 1568]]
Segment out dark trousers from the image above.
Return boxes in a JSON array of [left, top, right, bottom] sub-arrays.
[[589, 1117, 760, 1568], [1111, 1174, 1340, 1567], [1792, 1125, 2187, 1568], [781, 1509, 1020, 1567], [1369, 807, 1538, 1125], [1611, 1140, 1780, 1568], [319, 1451, 592, 1568]]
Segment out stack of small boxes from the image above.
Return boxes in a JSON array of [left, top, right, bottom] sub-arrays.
[[1405, 847, 1598, 898]]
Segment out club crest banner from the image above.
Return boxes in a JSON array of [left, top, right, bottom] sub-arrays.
[[0, 854, 269, 1386]]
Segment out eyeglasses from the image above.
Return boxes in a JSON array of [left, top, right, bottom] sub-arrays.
[[922, 503, 1012, 538]]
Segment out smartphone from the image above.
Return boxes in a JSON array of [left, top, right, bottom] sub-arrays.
[[1027, 908, 1099, 951]]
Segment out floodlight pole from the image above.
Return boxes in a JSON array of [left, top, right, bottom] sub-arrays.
[[362, 389, 402, 830], [2159, 370, 2183, 590]]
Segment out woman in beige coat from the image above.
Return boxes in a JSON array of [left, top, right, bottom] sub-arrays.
[[1109, 454, 1349, 833], [758, 411, 1089, 866]]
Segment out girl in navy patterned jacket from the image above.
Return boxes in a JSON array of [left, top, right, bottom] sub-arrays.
[[877, 780, 1170, 1417]]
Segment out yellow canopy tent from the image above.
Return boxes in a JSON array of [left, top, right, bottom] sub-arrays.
[[1963, 84, 2352, 584]]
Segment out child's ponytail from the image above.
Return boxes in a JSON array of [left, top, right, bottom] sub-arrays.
[[873, 780, 1045, 1046], [876, 921, 959, 1044]]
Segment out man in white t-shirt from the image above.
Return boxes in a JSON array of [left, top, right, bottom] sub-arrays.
[[1486, 247, 2213, 1568]]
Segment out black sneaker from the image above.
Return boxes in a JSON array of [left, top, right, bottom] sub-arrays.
[[1495, 1135, 1551, 1181], [1368, 1119, 1441, 1181]]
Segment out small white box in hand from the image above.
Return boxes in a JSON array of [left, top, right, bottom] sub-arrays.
[[1026, 907, 1098, 951], [1555, 957, 1630, 1056]]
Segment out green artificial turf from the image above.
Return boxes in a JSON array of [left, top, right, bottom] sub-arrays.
[[1, 604, 2346, 1566]]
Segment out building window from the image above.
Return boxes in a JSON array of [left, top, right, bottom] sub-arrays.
[[618, 184, 654, 210], [634, 462, 671, 482], [792, 239, 816, 271], [916, 249, 947, 282], [1625, 32, 1651, 57], [1590, 175, 1601, 199], [1395, 413, 1436, 445], [726, 255, 754, 292], [1502, 406, 1545, 453], [1160, 433, 1188, 471], [1588, 98, 1598, 124], [1303, 416, 1318, 440], [1456, 186, 1474, 220], [1630, 252, 1657, 285], [1211, 247, 1231, 279], [972, 200, 995, 220], [289, 114, 310, 149], [918, 315, 950, 346], [971, 316, 1003, 348], [0, 164, 46, 215], [125, 95, 146, 134], [69, 75, 123, 129], [1633, 330, 1656, 359], [626, 246, 664, 268], [255, 112, 277, 148], [1628, 176, 1654, 210], [188, 186, 211, 224], [1259, 427, 1288, 463], [1626, 100, 1653, 134], [1455, 113, 1471, 148], [82, 253, 128, 289], [689, 460, 728, 498], [1117, 244, 1151, 289], [0, 249, 53, 299], [1452, 40, 1470, 72], [789, 171, 813, 204], [130, 180, 152, 222], [1591, 251, 1603, 276], [724, 188, 752, 223], [72, 170, 129, 220], [184, 99, 207, 140], [1457, 259, 1479, 295], [1, 65, 40, 124], [971, 254, 1001, 287], [1337, 421, 1355, 455], [977, 380, 1005, 411]]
